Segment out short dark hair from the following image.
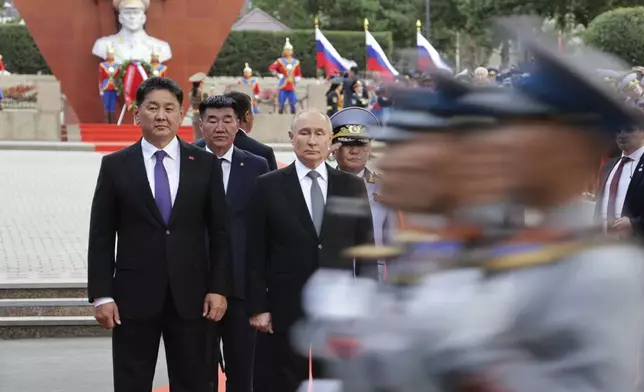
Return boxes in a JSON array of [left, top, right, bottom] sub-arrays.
[[224, 91, 252, 120], [135, 77, 183, 107], [199, 95, 238, 117]]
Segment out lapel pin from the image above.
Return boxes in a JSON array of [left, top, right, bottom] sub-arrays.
[[188, 156, 195, 161], [240, 162, 244, 166]]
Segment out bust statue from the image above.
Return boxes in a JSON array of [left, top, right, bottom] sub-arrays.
[[92, 0, 172, 64]]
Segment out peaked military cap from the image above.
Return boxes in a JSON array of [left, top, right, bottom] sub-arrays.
[[492, 16, 644, 132], [330, 107, 379, 145]]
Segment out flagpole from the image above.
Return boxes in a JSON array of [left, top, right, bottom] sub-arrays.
[[314, 17, 320, 79], [416, 20, 421, 72], [364, 18, 368, 75], [425, 0, 430, 38]]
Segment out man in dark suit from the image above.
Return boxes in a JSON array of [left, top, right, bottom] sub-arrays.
[[246, 108, 374, 392], [595, 125, 644, 238], [87, 77, 230, 392], [194, 91, 278, 171], [198, 95, 270, 392]]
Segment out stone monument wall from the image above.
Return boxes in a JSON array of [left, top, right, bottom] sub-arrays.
[[0, 75, 62, 141], [12, 0, 245, 123]]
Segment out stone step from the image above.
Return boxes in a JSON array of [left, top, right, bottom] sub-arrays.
[[0, 298, 93, 317], [0, 282, 87, 299], [0, 316, 109, 339]]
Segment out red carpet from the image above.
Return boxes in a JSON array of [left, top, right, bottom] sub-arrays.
[[80, 124, 195, 153]]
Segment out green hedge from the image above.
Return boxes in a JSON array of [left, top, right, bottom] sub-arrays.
[[585, 7, 644, 66], [0, 25, 392, 77]]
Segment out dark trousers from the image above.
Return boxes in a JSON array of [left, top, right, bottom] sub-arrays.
[[215, 297, 256, 392], [252, 331, 278, 392], [267, 331, 323, 392], [112, 290, 209, 392]]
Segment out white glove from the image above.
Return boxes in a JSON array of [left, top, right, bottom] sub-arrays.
[[303, 269, 378, 320]]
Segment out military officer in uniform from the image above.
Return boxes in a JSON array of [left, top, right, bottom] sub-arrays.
[[189, 72, 209, 140], [330, 107, 398, 280]]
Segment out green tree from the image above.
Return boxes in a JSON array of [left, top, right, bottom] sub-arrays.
[[584, 7, 644, 66]]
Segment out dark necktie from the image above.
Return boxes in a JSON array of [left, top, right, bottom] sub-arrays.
[[607, 156, 632, 221], [307, 171, 324, 235], [154, 150, 172, 224]]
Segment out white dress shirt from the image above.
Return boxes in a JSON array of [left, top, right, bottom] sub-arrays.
[[93, 137, 181, 307], [295, 159, 328, 218], [601, 145, 644, 223], [206, 145, 233, 193]]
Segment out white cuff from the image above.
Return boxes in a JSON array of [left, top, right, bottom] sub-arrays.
[[93, 297, 115, 307]]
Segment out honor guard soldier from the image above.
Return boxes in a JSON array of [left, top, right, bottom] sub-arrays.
[[330, 107, 398, 280], [346, 80, 370, 109], [0, 54, 10, 75], [189, 72, 209, 139], [149, 48, 167, 77], [238, 62, 261, 114], [99, 44, 121, 123], [410, 17, 644, 392], [326, 76, 343, 117], [269, 38, 302, 114]]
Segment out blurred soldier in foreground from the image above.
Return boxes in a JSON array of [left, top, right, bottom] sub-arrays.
[[330, 107, 398, 280], [291, 17, 644, 392]]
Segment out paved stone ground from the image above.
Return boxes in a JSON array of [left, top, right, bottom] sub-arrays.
[[0, 337, 169, 392], [0, 149, 296, 282]]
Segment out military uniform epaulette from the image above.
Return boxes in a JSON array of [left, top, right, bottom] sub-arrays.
[[343, 244, 406, 260], [366, 170, 380, 184], [460, 228, 614, 273]]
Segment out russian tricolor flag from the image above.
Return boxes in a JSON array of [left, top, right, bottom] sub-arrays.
[[315, 27, 357, 76], [417, 31, 452, 73], [365, 30, 399, 82]]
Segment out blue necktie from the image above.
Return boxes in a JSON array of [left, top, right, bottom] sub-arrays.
[[154, 150, 172, 224]]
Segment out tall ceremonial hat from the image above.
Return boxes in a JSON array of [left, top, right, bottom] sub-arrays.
[[283, 37, 293, 50], [113, 0, 149, 9], [243, 62, 252, 74], [375, 72, 498, 141], [483, 15, 644, 132], [106, 43, 115, 55], [330, 107, 379, 145]]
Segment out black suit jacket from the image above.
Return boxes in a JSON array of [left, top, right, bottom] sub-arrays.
[[222, 146, 270, 298], [594, 154, 644, 237], [245, 163, 374, 331], [87, 139, 231, 320], [194, 130, 278, 171]]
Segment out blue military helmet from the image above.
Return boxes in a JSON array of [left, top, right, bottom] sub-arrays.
[[330, 107, 380, 146], [373, 73, 499, 142], [490, 16, 644, 133]]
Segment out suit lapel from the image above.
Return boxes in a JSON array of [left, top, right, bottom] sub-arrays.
[[624, 154, 644, 204], [127, 141, 165, 226], [597, 157, 619, 199], [168, 139, 196, 227], [227, 147, 245, 205], [282, 163, 318, 240], [319, 164, 338, 241]]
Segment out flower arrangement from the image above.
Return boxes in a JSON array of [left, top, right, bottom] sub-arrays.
[[114, 60, 156, 97]]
